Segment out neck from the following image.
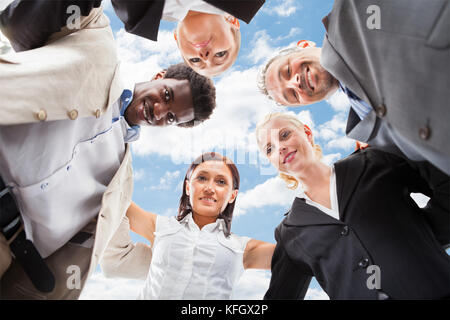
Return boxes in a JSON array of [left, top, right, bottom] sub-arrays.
[[191, 212, 217, 230], [295, 161, 331, 199]]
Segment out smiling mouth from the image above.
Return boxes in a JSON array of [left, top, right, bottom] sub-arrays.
[[192, 39, 211, 48], [142, 100, 154, 125], [305, 67, 315, 92], [283, 151, 297, 164], [200, 197, 217, 203]]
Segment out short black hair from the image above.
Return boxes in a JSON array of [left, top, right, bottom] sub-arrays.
[[163, 63, 216, 128]]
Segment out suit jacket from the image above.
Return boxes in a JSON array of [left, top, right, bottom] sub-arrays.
[[320, 0, 450, 175], [0, 0, 265, 51], [265, 148, 450, 300], [0, 8, 133, 287]]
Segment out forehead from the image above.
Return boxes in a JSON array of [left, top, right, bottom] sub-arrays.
[[192, 160, 233, 179], [265, 55, 290, 103]]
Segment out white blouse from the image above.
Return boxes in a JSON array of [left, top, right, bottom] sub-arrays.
[[298, 165, 340, 221], [139, 213, 251, 300]]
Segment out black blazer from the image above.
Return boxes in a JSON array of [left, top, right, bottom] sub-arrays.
[[0, 0, 265, 52], [264, 148, 450, 300]]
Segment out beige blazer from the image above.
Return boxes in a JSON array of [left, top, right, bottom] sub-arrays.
[[0, 8, 135, 284], [0, 7, 123, 125]]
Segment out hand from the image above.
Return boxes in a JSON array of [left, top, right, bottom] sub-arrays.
[[355, 141, 369, 151]]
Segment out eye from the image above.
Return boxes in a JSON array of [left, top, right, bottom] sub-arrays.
[[287, 64, 291, 77], [215, 51, 227, 58], [281, 130, 290, 139], [197, 175, 207, 181], [266, 145, 273, 155], [216, 179, 226, 185], [164, 89, 170, 102], [166, 112, 175, 124], [189, 57, 201, 63]]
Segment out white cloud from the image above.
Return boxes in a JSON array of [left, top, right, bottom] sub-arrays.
[[326, 89, 351, 113], [275, 27, 302, 42], [232, 270, 271, 299], [80, 272, 144, 300], [262, 0, 300, 18], [305, 288, 330, 300], [149, 170, 180, 190], [248, 30, 280, 65], [133, 168, 146, 181], [235, 176, 298, 216]]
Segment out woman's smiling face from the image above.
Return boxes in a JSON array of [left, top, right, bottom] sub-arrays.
[[257, 117, 317, 176], [186, 160, 238, 220]]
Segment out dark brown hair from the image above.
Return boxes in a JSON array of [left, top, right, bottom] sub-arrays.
[[177, 152, 239, 237]]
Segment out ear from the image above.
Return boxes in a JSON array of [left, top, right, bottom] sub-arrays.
[[228, 189, 238, 204], [224, 14, 240, 29], [303, 124, 314, 143], [152, 70, 166, 81], [185, 180, 190, 196], [297, 40, 316, 49]]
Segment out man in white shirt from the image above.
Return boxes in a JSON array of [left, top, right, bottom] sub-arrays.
[[0, 6, 216, 299]]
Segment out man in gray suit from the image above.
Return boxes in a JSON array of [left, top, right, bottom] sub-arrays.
[[259, 0, 450, 176]]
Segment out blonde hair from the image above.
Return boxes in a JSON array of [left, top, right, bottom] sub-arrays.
[[255, 112, 323, 190]]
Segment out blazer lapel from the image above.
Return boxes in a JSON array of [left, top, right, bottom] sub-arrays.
[[284, 197, 344, 227], [334, 150, 367, 221]]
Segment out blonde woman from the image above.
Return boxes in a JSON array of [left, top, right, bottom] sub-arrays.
[[256, 112, 449, 300]]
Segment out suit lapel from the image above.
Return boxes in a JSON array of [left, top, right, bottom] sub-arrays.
[[284, 197, 344, 227], [334, 150, 367, 221]]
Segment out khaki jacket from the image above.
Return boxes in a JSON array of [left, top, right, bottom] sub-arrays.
[[0, 8, 133, 286]]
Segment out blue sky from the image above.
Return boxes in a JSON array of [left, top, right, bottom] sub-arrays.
[[79, 0, 345, 300], [0, 0, 430, 300]]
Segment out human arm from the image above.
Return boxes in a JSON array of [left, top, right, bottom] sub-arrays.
[[99, 215, 152, 279], [243, 239, 275, 270], [126, 201, 158, 244], [0, 0, 102, 52], [263, 226, 312, 299]]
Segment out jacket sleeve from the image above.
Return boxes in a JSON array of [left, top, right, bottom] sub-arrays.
[[264, 225, 312, 300], [0, 0, 101, 52], [400, 158, 450, 248], [100, 216, 152, 280], [111, 0, 164, 41]]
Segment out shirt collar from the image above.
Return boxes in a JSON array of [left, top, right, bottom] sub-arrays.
[[179, 213, 226, 234], [119, 87, 141, 143]]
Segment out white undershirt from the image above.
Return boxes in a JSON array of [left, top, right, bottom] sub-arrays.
[[162, 0, 227, 22], [298, 165, 340, 221]]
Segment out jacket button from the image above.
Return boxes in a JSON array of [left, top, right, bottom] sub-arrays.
[[95, 109, 101, 118], [340, 226, 349, 236], [68, 109, 79, 120], [418, 126, 431, 140], [358, 258, 369, 268], [375, 104, 386, 118], [36, 109, 47, 121]]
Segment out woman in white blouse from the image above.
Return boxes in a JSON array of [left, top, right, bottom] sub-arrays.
[[255, 112, 450, 299], [120, 152, 275, 300]]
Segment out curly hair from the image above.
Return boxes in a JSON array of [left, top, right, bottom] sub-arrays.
[[164, 63, 216, 128]]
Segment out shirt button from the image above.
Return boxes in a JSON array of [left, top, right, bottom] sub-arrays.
[[68, 109, 79, 120], [340, 226, 349, 236], [358, 258, 369, 268], [36, 109, 47, 121], [375, 104, 386, 118], [94, 109, 101, 118], [418, 126, 431, 140]]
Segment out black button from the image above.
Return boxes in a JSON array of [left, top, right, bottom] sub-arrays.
[[419, 126, 431, 140], [375, 104, 387, 118], [358, 258, 369, 268], [340, 226, 349, 236]]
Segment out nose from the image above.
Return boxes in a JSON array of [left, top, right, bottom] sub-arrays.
[[153, 102, 168, 121], [199, 48, 210, 61], [289, 73, 300, 87], [204, 181, 215, 193]]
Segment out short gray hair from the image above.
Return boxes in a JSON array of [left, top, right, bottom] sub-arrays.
[[257, 46, 305, 101]]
